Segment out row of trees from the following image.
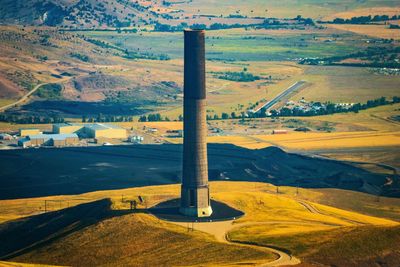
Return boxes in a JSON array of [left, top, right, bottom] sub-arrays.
[[299, 46, 400, 68], [213, 71, 261, 82], [0, 115, 65, 124], [325, 15, 400, 24], [271, 97, 400, 117], [154, 22, 255, 32], [138, 113, 170, 122], [82, 115, 134, 123]]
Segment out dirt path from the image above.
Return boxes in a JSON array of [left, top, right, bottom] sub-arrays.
[[0, 77, 72, 112], [168, 198, 369, 266], [0, 82, 48, 112], [296, 199, 366, 226], [170, 220, 301, 266], [297, 200, 320, 214]]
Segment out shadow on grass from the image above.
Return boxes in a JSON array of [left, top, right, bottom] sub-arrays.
[[0, 145, 398, 200], [0, 199, 142, 260], [149, 198, 244, 222], [0, 196, 246, 260]]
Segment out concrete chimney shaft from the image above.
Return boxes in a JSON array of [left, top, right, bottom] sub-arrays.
[[180, 29, 212, 217]]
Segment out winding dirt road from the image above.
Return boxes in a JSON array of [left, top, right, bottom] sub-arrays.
[[171, 220, 301, 266], [0, 77, 72, 112], [0, 82, 49, 112]]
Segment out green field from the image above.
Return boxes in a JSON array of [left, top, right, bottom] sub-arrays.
[[80, 27, 367, 61]]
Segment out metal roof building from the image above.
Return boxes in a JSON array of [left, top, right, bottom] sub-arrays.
[[83, 123, 127, 139], [18, 133, 79, 147]]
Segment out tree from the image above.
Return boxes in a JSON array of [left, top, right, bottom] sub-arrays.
[[221, 112, 229, 120]]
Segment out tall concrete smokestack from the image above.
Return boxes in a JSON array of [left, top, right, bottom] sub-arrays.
[[180, 29, 212, 217]]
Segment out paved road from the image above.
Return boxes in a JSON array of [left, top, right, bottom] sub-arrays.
[[253, 81, 306, 113]]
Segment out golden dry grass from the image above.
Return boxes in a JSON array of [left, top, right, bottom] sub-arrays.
[[0, 261, 61, 267], [327, 23, 400, 40], [253, 131, 400, 150], [1, 181, 399, 266], [1, 182, 397, 226], [229, 225, 400, 266], [0, 122, 52, 133], [0, 99, 15, 108], [11, 213, 273, 267]]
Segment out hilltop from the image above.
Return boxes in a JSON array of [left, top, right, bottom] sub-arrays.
[[0, 182, 399, 266]]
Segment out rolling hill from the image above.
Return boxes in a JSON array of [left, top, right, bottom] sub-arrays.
[[0, 0, 160, 28]]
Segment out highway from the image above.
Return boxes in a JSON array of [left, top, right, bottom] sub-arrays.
[[253, 80, 306, 113]]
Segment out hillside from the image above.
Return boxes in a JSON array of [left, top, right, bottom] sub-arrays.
[[1, 0, 400, 28], [0, 182, 399, 266], [0, 199, 272, 266], [0, 0, 159, 28], [0, 145, 398, 200], [0, 25, 183, 116], [229, 225, 400, 266]]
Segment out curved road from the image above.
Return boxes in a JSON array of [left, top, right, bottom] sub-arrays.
[[0, 77, 72, 112], [168, 197, 371, 266], [0, 82, 49, 112], [171, 220, 301, 266]]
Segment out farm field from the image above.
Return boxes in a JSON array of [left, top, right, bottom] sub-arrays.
[[80, 27, 367, 61], [252, 131, 400, 150], [327, 23, 400, 40], [289, 66, 400, 103]]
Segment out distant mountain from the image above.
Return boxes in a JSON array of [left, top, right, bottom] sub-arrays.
[[0, 0, 160, 28]]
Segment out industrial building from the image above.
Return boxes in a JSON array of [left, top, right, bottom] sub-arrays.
[[50, 134, 80, 146], [128, 135, 144, 144], [18, 133, 79, 148], [19, 128, 41, 137], [53, 123, 83, 134], [83, 123, 127, 139], [53, 123, 127, 139]]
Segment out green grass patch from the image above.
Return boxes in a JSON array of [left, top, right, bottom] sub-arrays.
[[35, 83, 63, 100]]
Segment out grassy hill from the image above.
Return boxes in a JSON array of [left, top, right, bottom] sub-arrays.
[[0, 198, 272, 266], [0, 0, 160, 28], [0, 181, 399, 266], [1, 0, 399, 28], [229, 225, 400, 266]]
